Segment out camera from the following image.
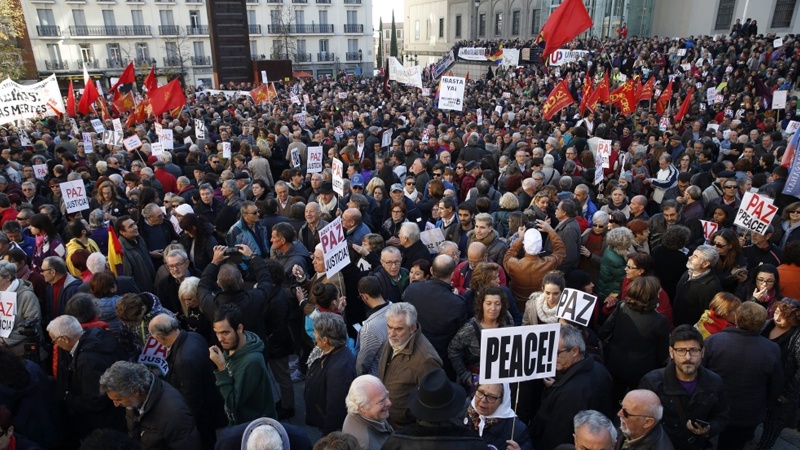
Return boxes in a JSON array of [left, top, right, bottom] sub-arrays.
[[224, 247, 240, 256]]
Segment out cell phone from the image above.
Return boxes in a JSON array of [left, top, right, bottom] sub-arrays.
[[691, 419, 710, 428], [224, 246, 240, 256]]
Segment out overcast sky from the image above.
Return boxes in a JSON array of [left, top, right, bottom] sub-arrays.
[[372, 3, 402, 30]]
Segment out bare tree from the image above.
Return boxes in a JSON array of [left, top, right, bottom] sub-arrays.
[[161, 29, 192, 86], [271, 4, 298, 61]]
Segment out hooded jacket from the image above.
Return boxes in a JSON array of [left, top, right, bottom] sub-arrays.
[[214, 331, 276, 425], [240, 418, 291, 450], [504, 229, 565, 308], [270, 241, 310, 279], [0, 279, 41, 356]]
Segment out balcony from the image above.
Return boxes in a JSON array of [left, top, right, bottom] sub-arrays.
[[163, 56, 183, 67], [154, 0, 175, 3], [186, 0, 203, 2], [249, 24, 262, 34], [247, 0, 258, 3], [44, 60, 68, 70], [186, 25, 209, 35], [343, 24, 363, 33], [267, 24, 333, 34], [36, 25, 61, 36], [343, 0, 361, 4], [126, 0, 145, 3], [292, 0, 307, 3], [159, 25, 181, 35], [266, 0, 282, 3], [317, 52, 334, 62], [294, 53, 312, 63], [316, 0, 330, 3], [345, 51, 361, 61], [77, 59, 100, 69], [135, 57, 157, 66], [191, 56, 211, 66], [107, 58, 128, 68], [69, 25, 151, 37]]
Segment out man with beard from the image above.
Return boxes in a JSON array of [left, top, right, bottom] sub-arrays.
[[531, 324, 614, 450], [616, 390, 675, 449], [639, 325, 729, 450]]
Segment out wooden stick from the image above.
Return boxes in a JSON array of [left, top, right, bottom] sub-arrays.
[[511, 381, 521, 441]]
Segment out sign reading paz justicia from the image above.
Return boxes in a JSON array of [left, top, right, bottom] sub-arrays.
[[319, 218, 350, 278], [60, 179, 90, 214], [479, 323, 560, 384]]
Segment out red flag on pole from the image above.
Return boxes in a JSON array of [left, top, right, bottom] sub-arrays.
[[66, 80, 76, 117], [617, 79, 637, 115], [638, 77, 655, 102], [586, 72, 610, 111], [674, 87, 695, 122], [656, 80, 673, 116], [143, 66, 157, 92], [109, 62, 136, 92], [542, 79, 575, 121], [77, 79, 100, 115], [537, 0, 593, 61], [113, 91, 135, 113], [250, 84, 270, 103], [149, 79, 186, 117], [578, 71, 593, 115]]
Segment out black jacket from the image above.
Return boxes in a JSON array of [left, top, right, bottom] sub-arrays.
[[673, 270, 722, 327], [401, 240, 433, 270], [265, 286, 295, 359], [639, 362, 729, 450], [126, 377, 202, 450], [304, 346, 356, 435], [382, 422, 487, 450], [120, 235, 156, 294]]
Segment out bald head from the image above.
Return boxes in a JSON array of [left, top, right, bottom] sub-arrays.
[[148, 313, 181, 347], [431, 254, 456, 281], [467, 242, 488, 267]]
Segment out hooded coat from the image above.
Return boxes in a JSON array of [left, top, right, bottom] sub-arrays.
[[214, 331, 276, 425]]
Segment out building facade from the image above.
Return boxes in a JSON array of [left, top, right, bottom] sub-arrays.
[[21, 0, 374, 87], [372, 21, 405, 68]]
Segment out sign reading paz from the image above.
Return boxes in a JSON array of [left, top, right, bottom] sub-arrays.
[[734, 191, 778, 235], [331, 158, 344, 196], [479, 323, 560, 384], [0, 292, 16, 339], [33, 164, 48, 180], [556, 289, 597, 327], [60, 179, 90, 214], [138, 336, 169, 376], [319, 218, 350, 278], [307, 146, 323, 173]]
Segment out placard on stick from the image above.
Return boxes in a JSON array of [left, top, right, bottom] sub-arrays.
[[319, 218, 350, 278], [60, 179, 90, 214], [734, 191, 778, 235], [479, 324, 560, 384], [556, 288, 597, 327], [122, 135, 142, 151]]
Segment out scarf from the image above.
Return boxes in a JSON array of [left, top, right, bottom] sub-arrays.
[[535, 293, 560, 324], [471, 229, 498, 248], [404, 188, 419, 201], [605, 198, 629, 211], [464, 383, 516, 436]]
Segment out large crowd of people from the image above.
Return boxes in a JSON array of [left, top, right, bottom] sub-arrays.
[[1, 26, 800, 450]]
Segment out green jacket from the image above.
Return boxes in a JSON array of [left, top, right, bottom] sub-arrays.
[[214, 331, 276, 425]]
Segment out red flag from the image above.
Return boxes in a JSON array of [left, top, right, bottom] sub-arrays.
[[586, 72, 610, 111], [465, 71, 470, 82], [674, 87, 695, 122], [617, 79, 637, 115], [108, 226, 124, 275], [638, 77, 655, 102], [113, 91, 135, 113], [66, 80, 76, 117], [656, 80, 673, 116], [110, 62, 136, 92], [578, 71, 593, 115], [149, 79, 186, 117], [170, 105, 183, 118], [126, 97, 149, 128], [249, 84, 270, 103], [143, 66, 157, 92], [267, 83, 278, 101], [542, 79, 575, 121], [77, 79, 100, 115], [537, 0, 593, 60], [97, 98, 112, 121]]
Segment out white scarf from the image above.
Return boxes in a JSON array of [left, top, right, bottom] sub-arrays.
[[2, 278, 19, 292], [469, 383, 516, 436], [404, 188, 419, 201], [535, 293, 560, 324]]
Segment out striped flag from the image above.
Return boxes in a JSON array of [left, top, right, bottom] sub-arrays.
[[108, 226, 124, 275]]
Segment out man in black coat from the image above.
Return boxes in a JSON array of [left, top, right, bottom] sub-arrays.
[[398, 222, 432, 270], [149, 314, 226, 449], [155, 248, 199, 314], [673, 245, 722, 327], [114, 215, 156, 294], [47, 315, 126, 445], [403, 255, 467, 378]]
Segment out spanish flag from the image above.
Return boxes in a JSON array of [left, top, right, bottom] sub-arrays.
[[108, 226, 124, 275]]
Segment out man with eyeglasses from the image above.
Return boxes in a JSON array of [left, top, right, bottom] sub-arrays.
[[648, 200, 684, 249], [20, 181, 47, 211], [615, 390, 674, 449], [704, 178, 741, 218], [531, 324, 613, 450], [156, 248, 198, 315], [673, 245, 722, 327], [640, 325, 729, 450]]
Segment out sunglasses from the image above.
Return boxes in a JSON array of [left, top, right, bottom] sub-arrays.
[[619, 401, 653, 419], [713, 241, 727, 248], [723, 185, 737, 189]]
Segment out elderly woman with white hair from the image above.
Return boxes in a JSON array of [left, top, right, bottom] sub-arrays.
[[342, 375, 394, 450], [0, 260, 42, 357], [175, 276, 213, 342], [579, 210, 610, 283]]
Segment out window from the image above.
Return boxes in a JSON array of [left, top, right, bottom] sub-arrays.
[[160, 10, 175, 26], [46, 44, 62, 62], [347, 10, 357, 24], [136, 42, 149, 60], [72, 9, 86, 26], [132, 10, 144, 27], [397, 30, 403, 39], [531, 9, 540, 34], [348, 38, 357, 52], [248, 10, 257, 24], [190, 10, 200, 28], [165, 42, 178, 59], [319, 10, 328, 24], [79, 44, 92, 62], [439, 18, 444, 38], [479, 14, 486, 37], [319, 39, 328, 52], [512, 10, 520, 35], [384, 29, 390, 39], [297, 39, 306, 53], [772, 0, 798, 28], [494, 13, 502, 36], [455, 15, 462, 38], [270, 10, 280, 25], [102, 10, 116, 27], [193, 41, 204, 57], [37, 9, 56, 26], [295, 10, 304, 25], [415, 20, 420, 39], [107, 43, 121, 60], [272, 41, 282, 56], [251, 40, 258, 56], [426, 19, 431, 39], [714, 0, 735, 30]]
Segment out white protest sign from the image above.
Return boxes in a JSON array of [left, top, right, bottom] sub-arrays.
[[786, 120, 800, 134], [82, 132, 93, 150], [338, 92, 347, 99], [680, 64, 691, 72], [60, 179, 90, 214], [381, 130, 392, 148], [0, 292, 16, 338], [293, 112, 306, 124], [775, 37, 784, 48], [160, 128, 174, 150], [194, 119, 205, 140], [138, 336, 169, 376], [150, 142, 163, 158], [122, 135, 143, 151], [502, 92, 511, 99], [183, 136, 193, 145], [102, 131, 123, 147], [91, 119, 105, 133], [700, 220, 719, 240], [734, 191, 778, 235], [69, 118, 79, 136], [420, 227, 445, 255], [112, 118, 122, 133], [706, 87, 717, 105], [290, 148, 301, 168], [221, 142, 231, 158], [773, 90, 788, 109], [331, 158, 344, 196], [556, 288, 597, 327], [303, 94, 310, 104], [422, 88, 430, 96], [494, 105, 503, 115], [707, 124, 720, 132], [714, 94, 724, 104], [597, 139, 612, 168], [290, 95, 300, 105], [33, 164, 48, 180], [319, 218, 350, 278], [479, 323, 560, 384], [659, 117, 670, 132], [307, 146, 323, 173], [437, 77, 466, 111], [476, 108, 483, 125], [677, 48, 687, 56], [261, 70, 268, 83], [594, 153, 603, 186]]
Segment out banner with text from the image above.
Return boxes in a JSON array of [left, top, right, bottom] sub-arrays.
[[734, 191, 778, 235], [480, 323, 560, 384], [319, 218, 350, 278], [548, 49, 591, 66], [0, 75, 66, 125]]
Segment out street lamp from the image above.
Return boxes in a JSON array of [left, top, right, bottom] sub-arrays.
[[472, 0, 480, 40]]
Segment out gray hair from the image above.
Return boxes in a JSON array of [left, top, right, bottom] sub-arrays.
[[605, 227, 636, 254], [592, 210, 609, 226], [574, 410, 618, 443], [346, 375, 385, 415], [245, 424, 283, 450], [313, 313, 348, 349], [43, 256, 67, 275], [437, 241, 458, 255], [560, 324, 586, 355], [475, 212, 494, 227], [222, 179, 239, 193], [695, 244, 720, 267], [385, 302, 418, 327], [142, 203, 161, 219], [99, 361, 153, 396], [86, 253, 108, 274], [381, 246, 401, 260], [398, 222, 420, 243], [46, 315, 84, 339], [148, 313, 180, 336], [166, 249, 188, 262], [89, 209, 105, 228], [0, 260, 16, 280]]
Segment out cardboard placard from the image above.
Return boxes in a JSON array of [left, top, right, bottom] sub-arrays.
[[221, 142, 231, 158], [773, 90, 788, 110], [91, 119, 105, 133], [102, 131, 123, 147], [60, 179, 90, 213], [338, 92, 347, 99], [786, 120, 800, 135], [597, 139, 612, 169], [33, 164, 48, 180], [183, 136, 193, 145], [307, 146, 323, 173], [112, 118, 123, 133], [150, 142, 163, 158], [700, 220, 719, 240], [479, 323, 560, 384], [556, 288, 598, 327], [291, 148, 301, 168], [0, 292, 16, 338], [707, 124, 720, 132], [437, 77, 466, 111], [82, 132, 93, 150], [420, 227, 445, 255], [160, 128, 173, 150], [122, 135, 143, 151], [734, 191, 778, 235], [138, 336, 169, 376], [194, 119, 205, 140], [319, 218, 350, 278], [774, 37, 784, 48], [331, 158, 344, 196], [381, 129, 392, 148]]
